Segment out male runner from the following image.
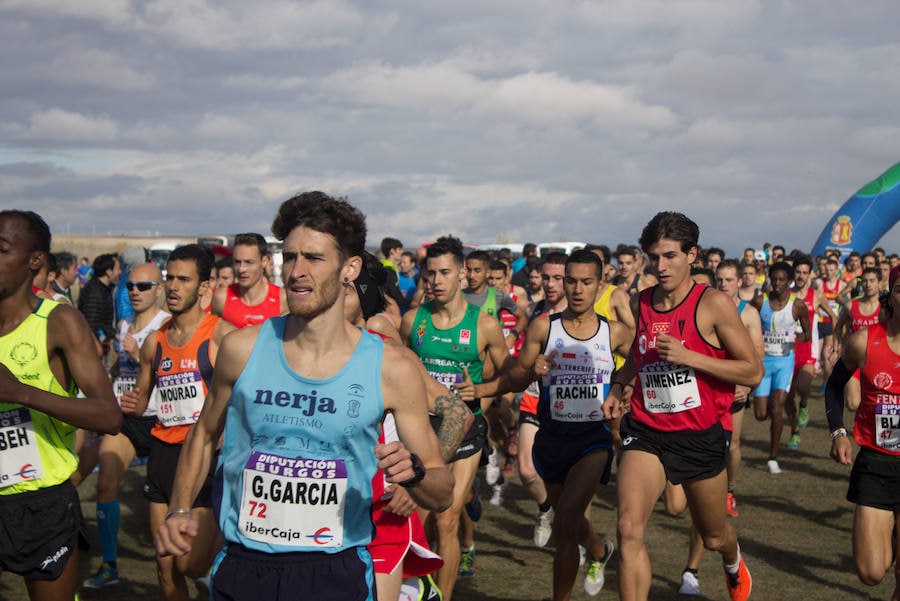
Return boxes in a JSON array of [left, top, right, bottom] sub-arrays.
[[826, 266, 900, 600], [83, 262, 171, 589], [818, 258, 842, 385], [738, 262, 760, 302], [612, 246, 656, 296], [211, 232, 286, 328], [834, 267, 885, 411], [0, 210, 121, 601], [478, 250, 632, 600], [677, 259, 765, 596], [157, 193, 453, 601], [122, 245, 235, 601], [401, 236, 509, 599], [603, 212, 762, 601], [787, 256, 836, 436], [751, 262, 811, 474]]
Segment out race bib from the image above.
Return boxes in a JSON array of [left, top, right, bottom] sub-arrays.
[[763, 333, 794, 357], [0, 407, 44, 488], [875, 404, 900, 452], [113, 376, 136, 400], [156, 370, 204, 427], [549, 372, 607, 422], [640, 365, 702, 414], [427, 371, 462, 388], [239, 451, 347, 548]]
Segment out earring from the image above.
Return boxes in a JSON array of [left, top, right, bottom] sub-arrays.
[[343, 277, 349, 284]]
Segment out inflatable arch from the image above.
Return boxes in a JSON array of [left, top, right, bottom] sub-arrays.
[[811, 162, 900, 260]]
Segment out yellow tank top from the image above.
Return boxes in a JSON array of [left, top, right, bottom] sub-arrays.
[[593, 285, 626, 371], [0, 299, 78, 494]]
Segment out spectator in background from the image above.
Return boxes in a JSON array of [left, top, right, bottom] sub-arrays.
[[52, 251, 78, 304], [78, 253, 121, 355], [77, 256, 94, 285]]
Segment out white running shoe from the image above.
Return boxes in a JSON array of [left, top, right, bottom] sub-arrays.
[[485, 447, 500, 486], [678, 570, 700, 596], [583, 539, 615, 596], [767, 459, 782, 474], [533, 508, 554, 547]]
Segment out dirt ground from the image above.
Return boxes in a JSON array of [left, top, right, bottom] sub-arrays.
[[1, 385, 895, 600]]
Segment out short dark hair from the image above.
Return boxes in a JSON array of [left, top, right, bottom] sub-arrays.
[[234, 233, 268, 258], [168, 244, 215, 281], [426, 235, 464, 267], [543, 252, 568, 266], [380, 237, 403, 257], [355, 251, 388, 320], [769, 261, 793, 279], [488, 259, 508, 275], [44, 251, 59, 276], [466, 250, 491, 265], [706, 246, 724, 260], [215, 256, 234, 271], [690, 266, 717, 287], [566, 249, 603, 278], [527, 258, 544, 274], [92, 253, 118, 276], [793, 255, 814, 271], [717, 259, 741, 275], [0, 210, 51, 252], [584, 244, 611, 265], [271, 191, 366, 260], [639, 212, 699, 253], [863, 266, 882, 281], [54, 251, 77, 271], [523, 243, 537, 257]]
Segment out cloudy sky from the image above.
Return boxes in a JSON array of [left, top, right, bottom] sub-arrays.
[[2, 0, 899, 257]]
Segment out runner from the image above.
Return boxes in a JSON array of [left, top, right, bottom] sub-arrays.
[[826, 266, 900, 601], [211, 232, 287, 328], [156, 192, 453, 601], [82, 262, 171, 589], [603, 211, 762, 601], [819, 258, 843, 386], [834, 267, 885, 411], [477, 250, 632, 601], [612, 246, 656, 296], [787, 255, 836, 436], [400, 236, 509, 599], [122, 244, 235, 601], [0, 210, 122, 601], [751, 262, 811, 474], [677, 259, 765, 596]]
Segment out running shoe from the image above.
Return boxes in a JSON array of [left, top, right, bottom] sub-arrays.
[[485, 447, 501, 486], [798, 405, 809, 427], [679, 570, 700, 596], [786, 433, 800, 449], [579, 545, 587, 566], [400, 574, 444, 601], [583, 539, 615, 596], [534, 508, 554, 547], [726, 492, 739, 517], [724, 557, 752, 601], [465, 477, 483, 522], [82, 562, 119, 589], [489, 478, 507, 507], [767, 459, 782, 474], [459, 547, 476, 577]]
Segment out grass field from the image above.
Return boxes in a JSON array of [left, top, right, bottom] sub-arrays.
[[1, 386, 895, 600]]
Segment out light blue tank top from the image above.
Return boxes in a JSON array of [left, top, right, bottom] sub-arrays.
[[217, 317, 384, 553]]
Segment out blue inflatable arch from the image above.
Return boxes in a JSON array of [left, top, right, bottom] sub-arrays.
[[811, 163, 900, 259]]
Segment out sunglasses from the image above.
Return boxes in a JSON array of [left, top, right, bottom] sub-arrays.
[[126, 281, 159, 292]]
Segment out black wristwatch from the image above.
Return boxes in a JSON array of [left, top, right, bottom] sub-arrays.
[[399, 453, 427, 488]]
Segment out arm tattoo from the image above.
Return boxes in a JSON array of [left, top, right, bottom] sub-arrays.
[[434, 393, 473, 463]]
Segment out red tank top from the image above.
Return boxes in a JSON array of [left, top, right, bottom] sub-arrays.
[[794, 288, 816, 361], [151, 313, 218, 444], [630, 284, 734, 432], [222, 282, 282, 328], [850, 299, 881, 333], [821, 280, 840, 323], [853, 322, 900, 455]]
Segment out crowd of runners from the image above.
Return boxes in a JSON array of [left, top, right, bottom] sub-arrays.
[[2, 200, 900, 601]]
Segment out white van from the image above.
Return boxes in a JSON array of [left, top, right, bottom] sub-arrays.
[[537, 242, 586, 257], [149, 240, 184, 278]]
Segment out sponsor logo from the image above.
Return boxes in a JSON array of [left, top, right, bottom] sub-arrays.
[[10, 342, 37, 368], [309, 527, 335, 545], [16, 464, 37, 479], [460, 329, 471, 345], [160, 357, 173, 371]]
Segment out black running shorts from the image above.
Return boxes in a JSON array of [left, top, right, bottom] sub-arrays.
[[619, 414, 730, 485], [143, 437, 215, 507], [0, 481, 83, 579], [121, 414, 157, 458], [847, 447, 900, 511], [212, 543, 374, 601]]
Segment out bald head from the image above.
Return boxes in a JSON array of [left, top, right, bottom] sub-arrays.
[[127, 262, 164, 314]]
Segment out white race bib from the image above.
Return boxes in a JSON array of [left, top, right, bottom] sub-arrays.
[[239, 451, 347, 548], [427, 371, 462, 388], [0, 407, 44, 488], [640, 365, 702, 414], [549, 372, 607, 422], [763, 333, 794, 357], [156, 370, 204, 427], [875, 404, 900, 452]]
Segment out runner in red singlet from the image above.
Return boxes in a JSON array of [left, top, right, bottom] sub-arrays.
[[211, 233, 286, 328]]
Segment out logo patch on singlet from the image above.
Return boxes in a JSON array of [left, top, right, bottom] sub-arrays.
[[10, 342, 37, 367], [460, 329, 471, 345], [874, 372, 894, 390]]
